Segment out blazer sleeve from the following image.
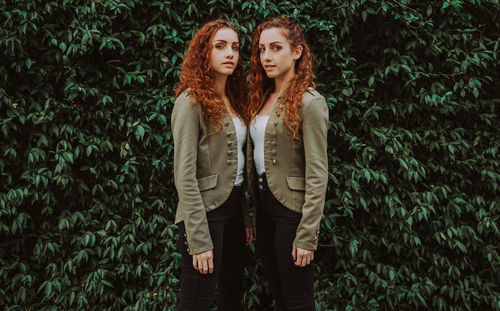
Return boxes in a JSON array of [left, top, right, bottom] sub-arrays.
[[293, 95, 329, 250], [172, 95, 213, 255]]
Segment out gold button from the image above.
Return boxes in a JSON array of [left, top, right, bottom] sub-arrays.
[[227, 141, 233, 146], [271, 141, 277, 147], [272, 159, 277, 165], [224, 122, 230, 127], [226, 160, 231, 165], [226, 132, 231, 137], [227, 150, 233, 155], [271, 150, 276, 156], [271, 131, 277, 137], [274, 121, 278, 126]]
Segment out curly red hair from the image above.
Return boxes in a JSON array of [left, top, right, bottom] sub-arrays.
[[176, 20, 249, 128], [248, 18, 314, 139]]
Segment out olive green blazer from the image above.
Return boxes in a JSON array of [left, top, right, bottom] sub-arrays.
[[172, 90, 250, 255], [247, 88, 329, 251]]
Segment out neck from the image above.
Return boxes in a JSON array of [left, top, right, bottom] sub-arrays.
[[214, 73, 228, 97], [273, 67, 295, 96]]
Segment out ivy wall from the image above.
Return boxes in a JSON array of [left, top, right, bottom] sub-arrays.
[[0, 0, 499, 310]]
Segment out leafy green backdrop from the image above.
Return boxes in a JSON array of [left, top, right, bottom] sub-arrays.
[[1, 0, 499, 310]]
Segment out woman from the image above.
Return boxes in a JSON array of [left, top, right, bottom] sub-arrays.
[[172, 19, 254, 310], [247, 18, 329, 310]]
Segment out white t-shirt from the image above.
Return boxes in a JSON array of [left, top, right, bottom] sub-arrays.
[[249, 115, 269, 176], [232, 117, 247, 185]]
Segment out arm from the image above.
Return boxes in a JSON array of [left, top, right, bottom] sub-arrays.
[[293, 95, 329, 252], [172, 95, 213, 256]]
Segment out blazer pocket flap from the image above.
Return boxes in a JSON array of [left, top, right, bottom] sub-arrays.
[[198, 174, 218, 191], [286, 176, 305, 191]]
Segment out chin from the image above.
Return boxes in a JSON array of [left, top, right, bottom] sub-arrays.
[[219, 68, 235, 75], [265, 72, 278, 78]]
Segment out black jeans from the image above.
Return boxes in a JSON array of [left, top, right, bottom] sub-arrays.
[[177, 186, 246, 311], [256, 175, 315, 311]]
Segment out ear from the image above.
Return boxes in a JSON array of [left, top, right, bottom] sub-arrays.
[[293, 45, 303, 61]]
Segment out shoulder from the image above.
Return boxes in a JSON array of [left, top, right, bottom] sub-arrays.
[[302, 87, 327, 111], [172, 89, 201, 125], [174, 89, 196, 106], [173, 89, 200, 114]]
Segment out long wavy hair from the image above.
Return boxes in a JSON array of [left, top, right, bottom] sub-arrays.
[[248, 18, 314, 139], [176, 20, 249, 128]]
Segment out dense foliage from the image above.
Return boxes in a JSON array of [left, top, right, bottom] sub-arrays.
[[0, 0, 499, 310]]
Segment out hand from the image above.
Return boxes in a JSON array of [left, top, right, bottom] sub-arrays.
[[246, 226, 256, 245], [292, 246, 314, 267], [192, 250, 214, 274]]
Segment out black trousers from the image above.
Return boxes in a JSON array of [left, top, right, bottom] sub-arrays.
[[256, 175, 316, 311], [177, 186, 246, 311]]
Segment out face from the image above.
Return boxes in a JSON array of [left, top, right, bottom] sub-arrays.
[[259, 27, 302, 79], [210, 27, 239, 76]]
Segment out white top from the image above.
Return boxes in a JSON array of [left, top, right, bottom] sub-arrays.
[[250, 115, 269, 175], [233, 117, 247, 186]]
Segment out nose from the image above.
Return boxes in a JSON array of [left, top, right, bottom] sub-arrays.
[[262, 49, 272, 61], [225, 46, 234, 59]]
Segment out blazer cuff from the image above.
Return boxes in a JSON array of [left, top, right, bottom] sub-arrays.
[[188, 243, 214, 256], [292, 238, 318, 251]]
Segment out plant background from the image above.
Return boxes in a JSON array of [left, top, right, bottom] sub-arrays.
[[0, 0, 499, 310]]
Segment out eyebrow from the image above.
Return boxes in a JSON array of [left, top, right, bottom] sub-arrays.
[[259, 41, 283, 46], [213, 40, 239, 44]]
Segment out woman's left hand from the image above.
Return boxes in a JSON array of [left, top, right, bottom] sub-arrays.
[[292, 246, 314, 267], [246, 226, 256, 245]]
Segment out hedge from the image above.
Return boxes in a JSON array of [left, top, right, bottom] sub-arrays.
[[0, 0, 499, 310]]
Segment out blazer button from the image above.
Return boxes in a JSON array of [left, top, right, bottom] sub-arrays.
[[271, 131, 277, 137], [224, 122, 230, 127], [258, 177, 263, 182], [271, 150, 277, 156], [227, 150, 233, 155], [258, 184, 263, 190], [226, 160, 231, 165], [271, 141, 277, 147], [227, 141, 233, 146], [226, 132, 232, 137], [272, 159, 277, 165], [274, 121, 278, 126]]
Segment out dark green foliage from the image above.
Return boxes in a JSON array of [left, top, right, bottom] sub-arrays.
[[0, 0, 499, 310]]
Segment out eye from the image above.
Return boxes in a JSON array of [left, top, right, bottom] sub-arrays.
[[272, 45, 281, 51], [232, 45, 239, 51], [215, 44, 224, 49], [259, 47, 265, 53]]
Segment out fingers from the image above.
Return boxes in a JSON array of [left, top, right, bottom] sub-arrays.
[[193, 256, 198, 271], [246, 227, 256, 245], [294, 248, 314, 267], [201, 258, 208, 274], [192, 250, 214, 274], [305, 253, 311, 266], [208, 256, 214, 274], [246, 228, 252, 245]]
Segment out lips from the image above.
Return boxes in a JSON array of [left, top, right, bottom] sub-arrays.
[[223, 62, 235, 66], [264, 65, 276, 71]]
